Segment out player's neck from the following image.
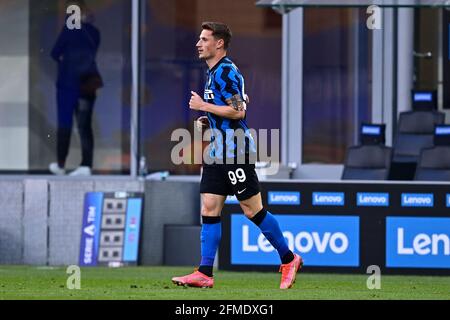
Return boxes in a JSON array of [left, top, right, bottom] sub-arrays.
[[206, 52, 227, 70]]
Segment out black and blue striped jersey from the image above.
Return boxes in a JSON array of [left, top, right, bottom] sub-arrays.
[[203, 57, 256, 160]]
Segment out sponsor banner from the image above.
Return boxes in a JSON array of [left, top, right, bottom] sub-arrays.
[[357, 193, 389, 207], [436, 127, 450, 135], [386, 217, 450, 268], [362, 126, 381, 135], [401, 193, 434, 207], [79, 192, 103, 266], [414, 92, 432, 102], [231, 214, 359, 267], [123, 198, 143, 262], [268, 191, 300, 205], [312, 192, 345, 206]]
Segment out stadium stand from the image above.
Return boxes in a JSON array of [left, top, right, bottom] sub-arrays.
[[414, 125, 450, 181], [342, 123, 392, 180], [389, 110, 445, 180]]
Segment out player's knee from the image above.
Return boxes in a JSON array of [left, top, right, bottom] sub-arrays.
[[201, 201, 220, 217], [240, 203, 257, 219], [241, 201, 264, 219], [243, 210, 255, 219], [201, 206, 214, 216]]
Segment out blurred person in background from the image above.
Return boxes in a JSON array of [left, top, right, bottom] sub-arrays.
[[49, 0, 103, 176]]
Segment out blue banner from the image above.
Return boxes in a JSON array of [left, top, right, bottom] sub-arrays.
[[362, 125, 381, 135], [357, 193, 389, 207], [413, 92, 432, 102], [231, 214, 359, 267], [401, 193, 434, 207], [312, 192, 345, 206], [386, 217, 450, 269], [436, 126, 450, 135], [123, 198, 143, 262], [268, 191, 300, 205], [79, 192, 103, 266], [225, 195, 239, 204]]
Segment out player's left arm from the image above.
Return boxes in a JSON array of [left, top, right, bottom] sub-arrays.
[[190, 68, 249, 120], [189, 91, 246, 120]]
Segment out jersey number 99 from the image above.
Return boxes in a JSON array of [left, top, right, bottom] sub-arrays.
[[228, 168, 246, 185]]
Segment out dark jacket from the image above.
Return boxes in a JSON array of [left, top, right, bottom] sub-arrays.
[[51, 20, 101, 90]]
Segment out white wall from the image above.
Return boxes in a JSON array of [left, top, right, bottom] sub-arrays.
[[0, 0, 29, 170]]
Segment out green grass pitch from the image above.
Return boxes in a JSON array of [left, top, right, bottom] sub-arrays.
[[0, 266, 449, 300]]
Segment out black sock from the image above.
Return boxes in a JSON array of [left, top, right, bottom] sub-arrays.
[[202, 216, 221, 224], [281, 251, 295, 264], [249, 208, 267, 226], [198, 265, 213, 277]]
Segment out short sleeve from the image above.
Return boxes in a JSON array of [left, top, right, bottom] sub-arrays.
[[216, 66, 240, 100]]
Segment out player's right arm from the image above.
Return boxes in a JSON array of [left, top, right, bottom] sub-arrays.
[[189, 91, 245, 120], [200, 102, 245, 120]]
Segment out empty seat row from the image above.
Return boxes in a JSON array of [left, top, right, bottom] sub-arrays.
[[342, 115, 450, 181]]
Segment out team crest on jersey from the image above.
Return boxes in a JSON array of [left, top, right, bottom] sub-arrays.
[[204, 89, 214, 100]]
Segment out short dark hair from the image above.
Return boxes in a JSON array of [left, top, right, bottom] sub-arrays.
[[201, 22, 232, 50]]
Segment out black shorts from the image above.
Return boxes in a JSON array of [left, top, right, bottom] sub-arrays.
[[200, 163, 261, 201]]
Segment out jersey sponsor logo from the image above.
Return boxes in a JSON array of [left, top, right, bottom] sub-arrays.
[[386, 217, 450, 268], [357, 193, 389, 206], [231, 214, 359, 267], [401, 193, 434, 207]]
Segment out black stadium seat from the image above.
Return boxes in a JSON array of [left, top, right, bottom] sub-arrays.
[[342, 145, 392, 180], [392, 111, 445, 163], [414, 146, 450, 181], [390, 110, 445, 180]]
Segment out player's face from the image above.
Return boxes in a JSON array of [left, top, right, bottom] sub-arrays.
[[196, 29, 218, 60]]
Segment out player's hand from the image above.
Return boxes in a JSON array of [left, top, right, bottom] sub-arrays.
[[189, 91, 205, 111], [195, 116, 209, 131]]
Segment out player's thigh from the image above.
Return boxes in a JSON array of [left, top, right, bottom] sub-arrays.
[[201, 193, 226, 217], [200, 164, 233, 198], [239, 192, 263, 219]]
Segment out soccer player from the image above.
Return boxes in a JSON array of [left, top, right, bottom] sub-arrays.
[[172, 22, 302, 289]]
